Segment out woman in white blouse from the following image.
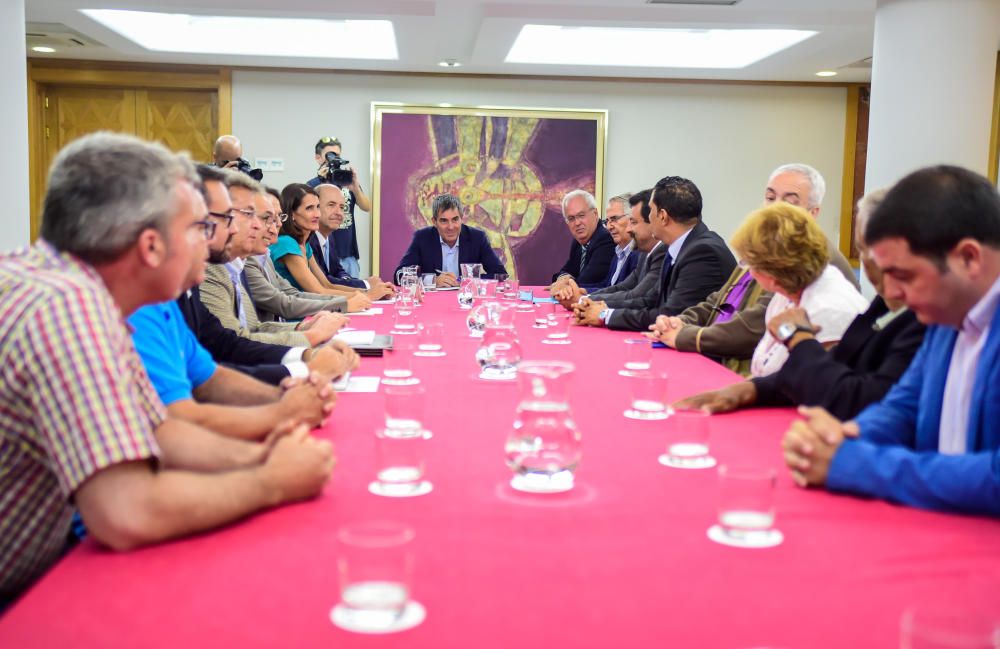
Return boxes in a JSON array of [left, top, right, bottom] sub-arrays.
[[731, 203, 868, 377]]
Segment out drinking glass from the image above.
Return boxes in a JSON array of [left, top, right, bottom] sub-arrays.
[[420, 273, 436, 292], [382, 340, 419, 386], [623, 370, 671, 420], [541, 312, 572, 345], [900, 608, 1000, 649], [331, 521, 425, 633], [369, 427, 432, 497], [658, 408, 716, 468], [476, 304, 521, 381], [620, 338, 653, 376], [391, 295, 418, 335], [414, 322, 445, 357], [707, 465, 784, 549], [458, 277, 475, 309], [383, 383, 428, 436]]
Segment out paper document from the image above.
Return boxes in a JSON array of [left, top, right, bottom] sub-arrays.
[[334, 330, 377, 345], [337, 376, 381, 393], [349, 307, 384, 316]]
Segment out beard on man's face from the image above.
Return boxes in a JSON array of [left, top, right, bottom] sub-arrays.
[[208, 234, 234, 264]]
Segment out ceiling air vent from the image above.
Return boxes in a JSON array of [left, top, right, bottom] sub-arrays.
[[843, 56, 873, 69], [646, 0, 743, 5], [26, 22, 104, 51]]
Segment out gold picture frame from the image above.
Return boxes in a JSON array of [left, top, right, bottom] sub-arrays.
[[369, 102, 608, 282]]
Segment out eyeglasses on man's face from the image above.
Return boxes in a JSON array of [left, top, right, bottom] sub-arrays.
[[207, 209, 236, 229], [565, 209, 594, 225], [190, 219, 217, 240], [261, 212, 289, 226]]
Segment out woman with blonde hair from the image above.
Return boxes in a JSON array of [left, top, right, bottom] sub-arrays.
[[730, 203, 868, 377]]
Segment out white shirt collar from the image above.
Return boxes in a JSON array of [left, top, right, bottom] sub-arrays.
[[225, 258, 245, 273], [667, 227, 694, 261], [439, 235, 460, 250]]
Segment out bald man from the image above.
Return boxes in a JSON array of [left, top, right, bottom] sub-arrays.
[[213, 135, 243, 170]]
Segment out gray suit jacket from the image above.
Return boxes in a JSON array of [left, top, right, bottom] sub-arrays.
[[589, 242, 667, 309], [244, 254, 346, 322], [200, 263, 310, 347]]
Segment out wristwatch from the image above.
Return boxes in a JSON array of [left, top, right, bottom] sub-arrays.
[[776, 321, 816, 345]]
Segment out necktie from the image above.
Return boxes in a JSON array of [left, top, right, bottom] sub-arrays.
[[580, 243, 588, 275], [658, 252, 674, 302], [321, 239, 330, 271], [225, 265, 247, 329]]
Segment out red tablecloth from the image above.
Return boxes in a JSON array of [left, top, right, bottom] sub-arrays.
[[2, 290, 998, 648]]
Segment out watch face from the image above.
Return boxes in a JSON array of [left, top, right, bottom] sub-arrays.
[[776, 322, 796, 341]]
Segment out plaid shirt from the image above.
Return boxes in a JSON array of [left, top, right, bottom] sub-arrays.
[[0, 241, 164, 599]]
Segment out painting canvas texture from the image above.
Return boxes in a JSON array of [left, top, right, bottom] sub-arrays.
[[375, 108, 602, 284]]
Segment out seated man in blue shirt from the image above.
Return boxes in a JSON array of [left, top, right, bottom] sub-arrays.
[[395, 193, 506, 287], [129, 209, 352, 442], [782, 165, 1000, 516]]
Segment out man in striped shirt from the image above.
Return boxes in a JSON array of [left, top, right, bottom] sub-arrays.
[[0, 132, 335, 603]]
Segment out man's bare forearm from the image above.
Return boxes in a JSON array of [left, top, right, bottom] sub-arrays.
[[194, 366, 281, 406], [154, 417, 265, 470]]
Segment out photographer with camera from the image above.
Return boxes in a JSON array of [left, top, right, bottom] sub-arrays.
[[213, 134, 263, 181], [306, 137, 369, 279]]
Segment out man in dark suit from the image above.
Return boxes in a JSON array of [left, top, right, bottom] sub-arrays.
[[578, 192, 639, 292], [550, 189, 616, 288], [553, 190, 664, 309], [395, 194, 506, 287], [309, 184, 393, 295], [575, 176, 736, 331]]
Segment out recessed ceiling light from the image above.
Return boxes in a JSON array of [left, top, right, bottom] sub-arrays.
[[438, 59, 462, 68], [32, 46, 56, 53], [815, 70, 838, 77], [506, 25, 816, 69], [80, 9, 398, 60]]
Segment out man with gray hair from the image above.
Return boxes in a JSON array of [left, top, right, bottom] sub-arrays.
[[0, 132, 334, 603], [765, 163, 859, 289], [550, 189, 616, 289], [395, 193, 506, 287]]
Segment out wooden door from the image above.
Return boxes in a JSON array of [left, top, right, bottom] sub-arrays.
[[30, 66, 228, 240], [42, 86, 137, 179], [139, 88, 218, 163]]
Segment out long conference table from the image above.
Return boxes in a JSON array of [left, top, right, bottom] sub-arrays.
[[2, 288, 999, 648]]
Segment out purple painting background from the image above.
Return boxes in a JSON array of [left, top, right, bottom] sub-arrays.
[[376, 111, 599, 284]]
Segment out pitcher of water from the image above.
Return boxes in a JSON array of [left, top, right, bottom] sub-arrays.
[[475, 302, 521, 381], [505, 361, 581, 493]]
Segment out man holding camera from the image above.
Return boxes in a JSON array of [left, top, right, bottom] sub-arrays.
[[306, 137, 369, 279], [212, 135, 263, 182]]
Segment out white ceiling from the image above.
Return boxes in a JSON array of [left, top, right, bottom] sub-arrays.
[[24, 0, 876, 82]]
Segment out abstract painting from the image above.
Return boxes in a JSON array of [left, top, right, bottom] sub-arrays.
[[371, 103, 607, 284]]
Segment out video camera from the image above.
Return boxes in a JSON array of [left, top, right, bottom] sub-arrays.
[[324, 152, 354, 187], [222, 158, 263, 182]]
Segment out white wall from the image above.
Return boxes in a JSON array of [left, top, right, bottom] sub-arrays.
[[233, 70, 847, 276], [2, 0, 30, 251]]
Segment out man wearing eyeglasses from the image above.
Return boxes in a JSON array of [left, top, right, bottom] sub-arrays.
[[200, 172, 347, 348], [245, 188, 369, 321], [178, 166, 354, 386], [0, 133, 335, 604], [549, 189, 616, 290]]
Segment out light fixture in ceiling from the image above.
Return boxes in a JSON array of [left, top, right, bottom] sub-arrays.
[[438, 59, 462, 68], [80, 9, 398, 60], [31, 46, 56, 53], [815, 70, 838, 77], [506, 25, 816, 69]]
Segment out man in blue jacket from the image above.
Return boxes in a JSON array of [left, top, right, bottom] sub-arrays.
[[782, 165, 1000, 516], [395, 194, 506, 287]]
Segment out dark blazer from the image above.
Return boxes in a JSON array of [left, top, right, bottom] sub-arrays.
[[752, 296, 925, 420], [552, 225, 615, 285], [308, 232, 367, 289], [581, 246, 640, 292], [177, 287, 292, 386], [395, 224, 506, 280], [608, 221, 736, 331], [590, 243, 667, 309]]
